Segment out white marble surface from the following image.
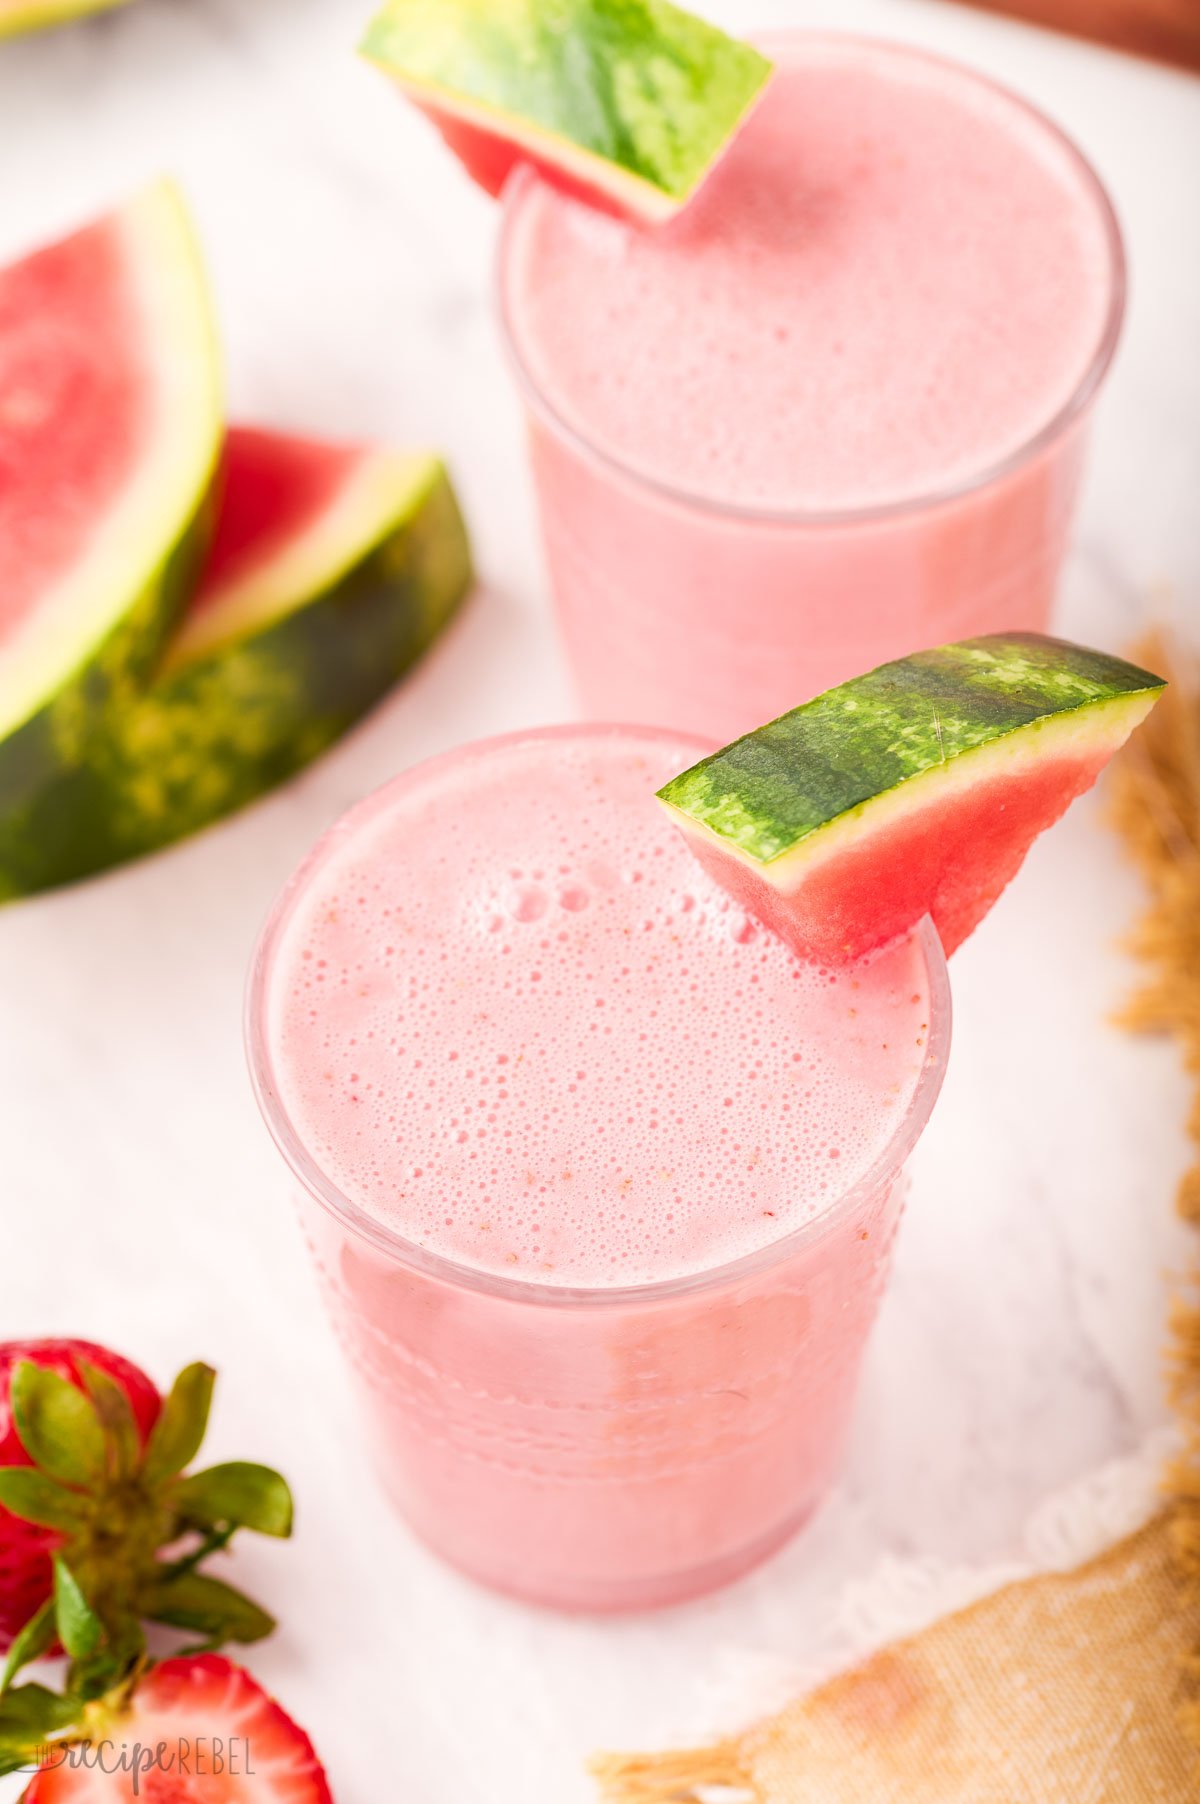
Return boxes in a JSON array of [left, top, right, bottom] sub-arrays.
[[1, 2, 1198, 1798]]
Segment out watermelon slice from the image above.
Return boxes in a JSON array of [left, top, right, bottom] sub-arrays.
[[0, 0, 130, 37], [0, 428, 473, 899], [360, 0, 771, 224], [0, 181, 221, 816], [657, 634, 1165, 965]]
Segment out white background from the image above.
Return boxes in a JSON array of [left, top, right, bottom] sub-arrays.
[[1, 2, 1198, 1798]]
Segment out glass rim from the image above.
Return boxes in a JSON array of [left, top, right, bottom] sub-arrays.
[[494, 29, 1127, 530], [245, 721, 953, 1312]]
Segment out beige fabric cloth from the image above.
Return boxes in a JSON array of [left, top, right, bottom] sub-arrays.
[[593, 1513, 1197, 1801]]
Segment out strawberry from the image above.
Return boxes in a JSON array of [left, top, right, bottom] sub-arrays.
[[0, 1343, 160, 1652], [19, 1654, 333, 1801], [0, 1343, 293, 1702]]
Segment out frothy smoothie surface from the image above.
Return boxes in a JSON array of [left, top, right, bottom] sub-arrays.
[[268, 730, 932, 1287], [504, 36, 1115, 512]]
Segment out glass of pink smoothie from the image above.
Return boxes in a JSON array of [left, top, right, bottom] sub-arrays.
[[498, 35, 1125, 744], [248, 725, 950, 1611]]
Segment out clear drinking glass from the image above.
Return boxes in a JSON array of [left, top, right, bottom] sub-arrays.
[[247, 726, 952, 1612], [496, 37, 1126, 745]]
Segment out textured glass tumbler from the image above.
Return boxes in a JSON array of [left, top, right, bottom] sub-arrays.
[[247, 733, 952, 1613], [497, 40, 1125, 745]]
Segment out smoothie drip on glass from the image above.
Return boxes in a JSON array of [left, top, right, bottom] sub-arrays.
[[505, 35, 1114, 512], [268, 729, 931, 1286]]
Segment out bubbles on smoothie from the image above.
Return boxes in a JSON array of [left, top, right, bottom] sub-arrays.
[[506, 38, 1113, 512], [509, 882, 548, 923], [272, 732, 931, 1287]]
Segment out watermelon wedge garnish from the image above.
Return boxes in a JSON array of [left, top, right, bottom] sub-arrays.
[[0, 0, 130, 37], [360, 0, 771, 224], [657, 634, 1165, 965], [0, 427, 473, 899], [0, 181, 221, 814]]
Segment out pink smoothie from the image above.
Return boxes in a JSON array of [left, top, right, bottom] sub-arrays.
[[255, 727, 948, 1609], [507, 35, 1113, 512], [271, 730, 931, 1284], [499, 34, 1123, 739]]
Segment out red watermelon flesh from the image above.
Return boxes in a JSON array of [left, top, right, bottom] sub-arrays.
[[0, 182, 220, 771], [417, 105, 630, 218], [359, 3, 772, 227], [679, 743, 1121, 967], [192, 428, 364, 613], [657, 635, 1165, 967], [418, 106, 530, 200], [0, 421, 472, 899], [0, 213, 148, 650]]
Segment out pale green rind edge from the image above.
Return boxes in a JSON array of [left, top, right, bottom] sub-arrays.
[[0, 463, 473, 900], [360, 0, 771, 206], [170, 452, 447, 667], [657, 634, 1166, 866], [0, 0, 132, 39], [0, 182, 224, 816]]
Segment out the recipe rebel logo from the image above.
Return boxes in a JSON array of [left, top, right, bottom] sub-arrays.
[[26, 1737, 256, 1792]]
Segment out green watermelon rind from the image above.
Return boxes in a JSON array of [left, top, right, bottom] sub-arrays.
[[360, 0, 771, 219], [0, 458, 472, 900], [0, 0, 131, 38], [657, 635, 1166, 886], [0, 181, 222, 815]]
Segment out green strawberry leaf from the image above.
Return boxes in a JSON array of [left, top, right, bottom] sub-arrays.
[[77, 1360, 141, 1481], [0, 1600, 54, 1696], [172, 1462, 294, 1538], [141, 1570, 275, 1646], [0, 1469, 89, 1531], [67, 1600, 148, 1707], [0, 1681, 81, 1770], [140, 1363, 215, 1485], [11, 1364, 105, 1488], [157, 1523, 236, 1585], [0, 1728, 65, 1777], [0, 1683, 78, 1732], [52, 1559, 101, 1663]]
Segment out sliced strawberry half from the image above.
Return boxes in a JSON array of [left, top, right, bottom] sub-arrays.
[[23, 1654, 332, 1801]]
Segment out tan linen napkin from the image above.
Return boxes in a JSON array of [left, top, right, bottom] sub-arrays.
[[595, 637, 1200, 1801], [593, 1513, 1193, 1801], [1110, 635, 1200, 1758]]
